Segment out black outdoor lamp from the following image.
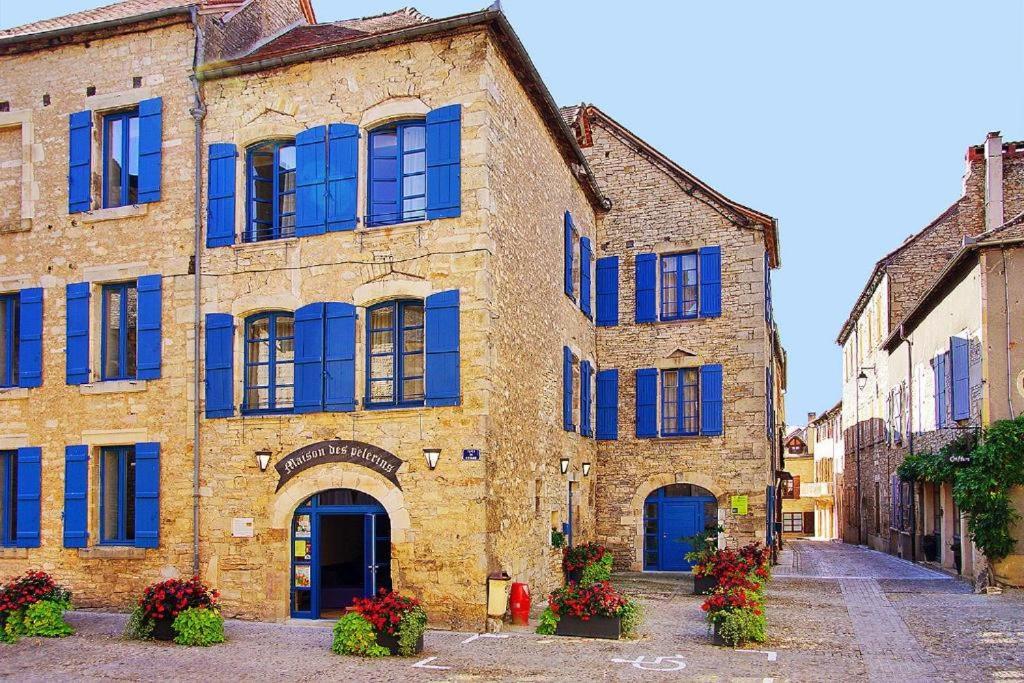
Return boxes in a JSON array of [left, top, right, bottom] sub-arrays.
[[857, 366, 875, 390], [559, 457, 570, 475], [255, 450, 272, 472], [424, 448, 441, 470]]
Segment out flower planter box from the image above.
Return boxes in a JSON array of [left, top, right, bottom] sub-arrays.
[[376, 630, 424, 656], [152, 616, 176, 642], [693, 574, 717, 595], [711, 621, 728, 647], [554, 614, 621, 640]]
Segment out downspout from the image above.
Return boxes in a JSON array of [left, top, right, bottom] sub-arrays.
[[1002, 248, 1016, 419], [189, 4, 207, 578], [904, 329, 916, 563]]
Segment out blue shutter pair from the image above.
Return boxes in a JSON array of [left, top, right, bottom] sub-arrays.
[[580, 237, 593, 318], [596, 369, 619, 440], [295, 124, 360, 236], [14, 447, 41, 548], [579, 360, 593, 437], [562, 347, 574, 431], [596, 257, 619, 326], [68, 99, 162, 213], [293, 303, 357, 413], [17, 288, 43, 388], [65, 276, 162, 384], [564, 212, 575, 300], [950, 336, 970, 420], [63, 442, 160, 549], [635, 246, 721, 322], [934, 353, 947, 428], [635, 365, 723, 437]]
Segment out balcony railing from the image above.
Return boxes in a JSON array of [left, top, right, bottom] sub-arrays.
[[801, 481, 833, 498]]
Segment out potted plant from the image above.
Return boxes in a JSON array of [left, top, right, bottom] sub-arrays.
[[537, 581, 641, 640], [135, 576, 221, 643], [685, 525, 724, 595], [0, 571, 74, 644], [699, 541, 771, 647], [332, 589, 427, 657], [562, 542, 610, 585]]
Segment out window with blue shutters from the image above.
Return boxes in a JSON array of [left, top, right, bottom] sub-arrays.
[[950, 336, 970, 420], [0, 293, 18, 387], [102, 109, 140, 208], [638, 247, 722, 323], [366, 300, 425, 407], [247, 140, 297, 242], [640, 365, 723, 438], [0, 450, 16, 547], [368, 121, 427, 227], [595, 256, 619, 326], [244, 312, 295, 413], [99, 445, 135, 545], [660, 253, 698, 320], [661, 368, 699, 436], [101, 282, 138, 381]]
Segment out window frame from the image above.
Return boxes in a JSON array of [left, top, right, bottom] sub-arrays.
[[659, 252, 699, 321], [99, 445, 136, 546], [243, 311, 295, 414], [0, 293, 18, 388], [101, 108, 140, 209], [366, 120, 427, 227], [660, 367, 700, 437], [0, 450, 16, 547], [365, 299, 425, 409], [245, 139, 297, 243], [782, 512, 802, 533], [101, 281, 138, 381]]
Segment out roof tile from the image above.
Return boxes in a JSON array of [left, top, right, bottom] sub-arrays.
[[0, 0, 193, 39]]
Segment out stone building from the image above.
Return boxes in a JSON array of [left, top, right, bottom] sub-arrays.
[[836, 132, 1024, 576], [809, 402, 843, 540], [0, 1, 784, 627]]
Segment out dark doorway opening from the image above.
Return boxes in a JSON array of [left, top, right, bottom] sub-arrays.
[[319, 515, 364, 618]]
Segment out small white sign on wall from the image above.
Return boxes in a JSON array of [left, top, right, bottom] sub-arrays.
[[232, 517, 254, 538]]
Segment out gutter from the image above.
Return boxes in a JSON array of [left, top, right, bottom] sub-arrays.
[[0, 5, 193, 49]]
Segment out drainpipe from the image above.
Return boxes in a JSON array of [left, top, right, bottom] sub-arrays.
[[189, 5, 207, 578], [904, 328, 917, 563]]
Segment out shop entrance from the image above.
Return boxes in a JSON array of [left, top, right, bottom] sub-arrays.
[[643, 483, 718, 571], [290, 488, 391, 619]]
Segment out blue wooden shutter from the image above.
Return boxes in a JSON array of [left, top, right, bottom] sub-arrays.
[[564, 211, 575, 299], [596, 256, 619, 326], [15, 446, 41, 548], [426, 104, 461, 219], [934, 353, 947, 428], [635, 253, 656, 323], [296, 126, 328, 237], [327, 123, 358, 231], [580, 360, 592, 436], [699, 246, 722, 318], [68, 110, 92, 213], [134, 442, 160, 548], [207, 143, 237, 248], [66, 282, 90, 384], [580, 237, 592, 318], [596, 368, 619, 440], [562, 346, 574, 431], [635, 368, 658, 438], [63, 444, 89, 548], [136, 274, 162, 380], [700, 364, 724, 436], [137, 97, 163, 204], [324, 303, 356, 411], [294, 303, 326, 413], [204, 313, 234, 418], [764, 252, 772, 322], [425, 290, 460, 406], [18, 288, 43, 388], [951, 336, 969, 420]]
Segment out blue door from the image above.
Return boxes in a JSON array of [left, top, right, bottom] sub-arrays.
[[643, 484, 718, 571]]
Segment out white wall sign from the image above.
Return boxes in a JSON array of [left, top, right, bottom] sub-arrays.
[[232, 517, 254, 538]]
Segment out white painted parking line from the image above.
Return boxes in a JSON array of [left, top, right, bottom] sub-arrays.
[[461, 633, 511, 644], [610, 655, 687, 671], [411, 656, 450, 670], [737, 649, 778, 661]]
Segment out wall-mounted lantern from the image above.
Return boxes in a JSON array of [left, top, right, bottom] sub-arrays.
[[424, 448, 441, 470], [582, 462, 591, 477], [256, 450, 272, 472], [559, 457, 570, 475]]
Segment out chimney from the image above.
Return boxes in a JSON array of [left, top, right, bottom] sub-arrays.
[[985, 131, 1004, 230], [807, 411, 817, 424]]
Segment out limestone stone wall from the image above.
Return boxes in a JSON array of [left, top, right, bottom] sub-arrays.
[[0, 21, 200, 607], [582, 117, 775, 570]]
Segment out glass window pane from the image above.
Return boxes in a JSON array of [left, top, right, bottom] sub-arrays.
[[247, 385, 268, 409], [371, 330, 394, 354], [0, 301, 7, 385], [372, 131, 397, 153], [403, 125, 425, 150], [403, 304, 423, 328], [403, 377, 424, 402], [276, 362, 294, 386], [276, 386, 294, 408], [105, 117, 124, 206], [252, 150, 275, 179], [276, 316, 294, 339], [125, 285, 138, 378], [370, 306, 394, 331], [125, 451, 136, 542], [370, 379, 393, 403], [403, 352, 424, 378], [405, 151, 425, 175], [126, 115, 139, 205], [104, 287, 122, 378], [403, 328, 423, 354], [101, 450, 119, 542], [371, 355, 393, 381], [248, 317, 270, 340], [279, 190, 296, 215], [278, 145, 296, 172], [248, 340, 269, 364], [403, 174, 425, 197]]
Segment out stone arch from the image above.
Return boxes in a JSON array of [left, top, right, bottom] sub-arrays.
[[360, 97, 430, 130], [627, 473, 726, 570], [353, 279, 434, 309]]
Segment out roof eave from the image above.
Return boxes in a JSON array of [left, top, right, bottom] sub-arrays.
[[0, 5, 194, 50]]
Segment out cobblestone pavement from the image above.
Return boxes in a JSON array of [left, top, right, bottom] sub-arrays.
[[1, 541, 1021, 682]]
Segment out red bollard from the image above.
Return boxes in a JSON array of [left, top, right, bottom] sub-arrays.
[[510, 582, 530, 625]]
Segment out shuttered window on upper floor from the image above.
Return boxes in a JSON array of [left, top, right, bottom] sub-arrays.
[[635, 247, 721, 323]]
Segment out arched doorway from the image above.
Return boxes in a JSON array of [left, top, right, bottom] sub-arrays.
[[643, 483, 718, 571], [290, 488, 391, 619]]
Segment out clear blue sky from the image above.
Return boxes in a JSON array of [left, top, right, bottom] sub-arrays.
[[4, 1, 1023, 426]]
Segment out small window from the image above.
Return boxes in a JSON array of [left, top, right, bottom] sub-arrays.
[[244, 312, 295, 413], [102, 109, 140, 208], [366, 300, 424, 407], [101, 282, 138, 380], [100, 445, 135, 545], [0, 294, 19, 388], [661, 368, 699, 436], [0, 450, 16, 547], [782, 512, 802, 533], [367, 121, 426, 226], [246, 140, 296, 242], [660, 253, 698, 320]]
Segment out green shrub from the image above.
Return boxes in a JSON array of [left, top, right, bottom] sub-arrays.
[[715, 608, 766, 647], [0, 609, 25, 643], [123, 605, 154, 641], [396, 606, 427, 656], [535, 607, 559, 635], [22, 600, 73, 638], [172, 607, 225, 647], [580, 553, 613, 586], [331, 612, 389, 657], [619, 600, 643, 639]]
